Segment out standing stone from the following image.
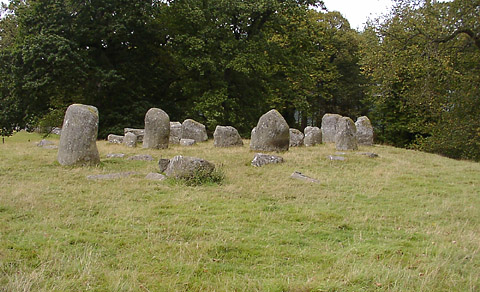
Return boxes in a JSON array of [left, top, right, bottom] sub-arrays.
[[289, 129, 304, 147], [250, 109, 290, 152], [57, 104, 100, 166], [165, 155, 215, 179], [143, 108, 170, 149], [304, 126, 322, 147], [169, 122, 182, 144], [355, 116, 374, 146], [124, 128, 144, 142], [107, 134, 124, 144], [182, 119, 208, 142], [335, 117, 358, 151], [214, 126, 243, 147], [123, 132, 137, 148], [321, 114, 342, 143]]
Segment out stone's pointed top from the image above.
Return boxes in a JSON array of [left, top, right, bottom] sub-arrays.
[[250, 109, 290, 152]]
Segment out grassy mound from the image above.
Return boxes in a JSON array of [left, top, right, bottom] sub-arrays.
[[1, 132, 479, 291]]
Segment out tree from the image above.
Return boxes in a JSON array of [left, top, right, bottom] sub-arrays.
[[361, 0, 480, 160]]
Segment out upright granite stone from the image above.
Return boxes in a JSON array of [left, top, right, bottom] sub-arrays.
[[123, 132, 137, 148], [182, 119, 208, 142], [57, 104, 100, 166], [169, 122, 182, 144], [304, 126, 322, 147], [289, 128, 304, 147], [335, 117, 358, 151], [250, 109, 290, 152], [321, 114, 342, 143], [214, 126, 243, 147], [355, 116, 374, 146], [124, 128, 144, 142], [165, 155, 215, 179], [143, 108, 170, 149], [107, 134, 124, 144]]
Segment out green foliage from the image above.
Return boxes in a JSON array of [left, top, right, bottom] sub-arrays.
[[178, 167, 226, 187], [362, 0, 480, 160]]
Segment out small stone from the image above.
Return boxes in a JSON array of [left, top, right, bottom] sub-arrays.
[[214, 126, 243, 147], [358, 152, 379, 158], [127, 154, 154, 161], [182, 119, 208, 142], [158, 158, 170, 173], [180, 138, 196, 146], [289, 129, 304, 147], [42, 145, 58, 149], [165, 155, 215, 179], [123, 132, 137, 148], [170, 122, 182, 144], [251, 153, 284, 167], [37, 139, 54, 147], [145, 172, 167, 181], [51, 127, 62, 135], [290, 171, 320, 184], [87, 172, 137, 180], [107, 134, 124, 144], [304, 126, 322, 147], [328, 155, 346, 161], [335, 117, 358, 151], [321, 114, 342, 143], [106, 153, 125, 158], [124, 128, 144, 142], [355, 116, 374, 146]]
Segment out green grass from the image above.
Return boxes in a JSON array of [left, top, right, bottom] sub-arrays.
[[1, 131, 479, 291]]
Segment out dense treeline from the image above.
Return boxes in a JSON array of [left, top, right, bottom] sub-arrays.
[[0, 0, 479, 160]]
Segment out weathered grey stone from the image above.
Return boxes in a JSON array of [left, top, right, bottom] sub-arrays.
[[289, 128, 304, 147], [335, 117, 358, 151], [127, 154, 154, 161], [123, 132, 137, 148], [182, 119, 208, 142], [51, 127, 62, 135], [143, 108, 170, 149], [180, 138, 196, 146], [250, 109, 290, 152], [355, 116, 374, 146], [165, 155, 215, 179], [87, 172, 137, 180], [106, 153, 125, 158], [214, 126, 243, 147], [145, 172, 167, 181], [328, 155, 346, 161], [107, 134, 124, 144], [169, 122, 182, 144], [158, 158, 170, 173], [57, 104, 100, 166], [37, 139, 54, 147], [303, 126, 322, 147], [251, 153, 284, 167], [321, 113, 342, 143], [290, 171, 320, 184], [124, 128, 144, 142]]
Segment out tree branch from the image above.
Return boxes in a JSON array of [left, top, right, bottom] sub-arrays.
[[434, 28, 480, 50]]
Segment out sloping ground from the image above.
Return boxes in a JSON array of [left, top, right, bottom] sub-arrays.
[[1, 132, 479, 291]]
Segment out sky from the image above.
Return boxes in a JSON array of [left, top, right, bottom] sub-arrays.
[[321, 0, 395, 30]]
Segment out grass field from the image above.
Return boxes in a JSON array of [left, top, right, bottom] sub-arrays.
[[1, 131, 479, 291]]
